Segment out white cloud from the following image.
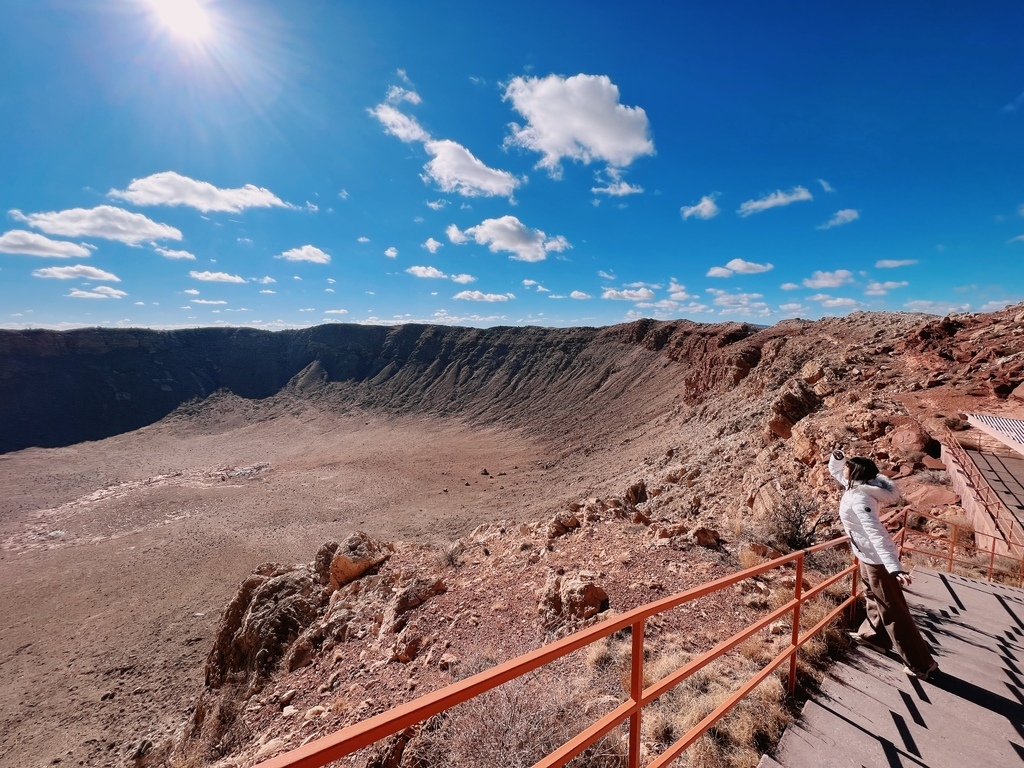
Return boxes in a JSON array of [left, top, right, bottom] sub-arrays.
[[193, 299, 227, 305], [276, 245, 330, 264], [706, 288, 771, 316], [708, 258, 774, 277], [134, 301, 145, 306], [536, 285, 550, 292], [602, 287, 655, 301], [190, 270, 247, 283], [423, 237, 442, 254], [11, 205, 181, 244], [450, 273, 476, 284], [808, 294, 861, 309], [324, 309, 349, 314], [32, 265, 119, 281], [818, 179, 835, 193], [449, 216, 570, 262], [406, 265, 447, 278], [875, 259, 918, 269], [109, 171, 290, 213], [254, 276, 276, 284], [357, 236, 370, 243], [237, 237, 253, 245], [779, 302, 805, 312], [154, 245, 196, 260], [864, 280, 908, 296], [384, 246, 399, 258], [0, 230, 93, 258], [426, 199, 448, 211], [570, 291, 591, 300], [737, 186, 812, 217], [183, 289, 200, 295], [385, 85, 422, 105], [423, 139, 520, 198], [259, 289, 276, 294], [668, 280, 695, 300], [597, 270, 615, 280], [522, 279, 538, 288], [504, 74, 654, 175], [338, 189, 350, 200], [680, 194, 720, 220], [591, 168, 643, 197], [817, 209, 859, 230], [305, 201, 318, 213], [780, 282, 799, 291], [67, 285, 126, 299], [904, 300, 970, 314], [368, 103, 430, 143], [453, 290, 514, 302], [803, 269, 853, 289]]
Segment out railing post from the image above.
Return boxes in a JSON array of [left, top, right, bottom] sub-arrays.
[[788, 554, 804, 696], [988, 536, 997, 582], [899, 509, 908, 551], [947, 523, 957, 573], [628, 618, 645, 768], [847, 557, 859, 625]]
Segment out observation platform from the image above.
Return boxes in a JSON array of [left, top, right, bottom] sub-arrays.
[[761, 569, 1024, 767]]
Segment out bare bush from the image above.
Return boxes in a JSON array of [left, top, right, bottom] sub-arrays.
[[915, 469, 950, 486], [757, 493, 829, 553]]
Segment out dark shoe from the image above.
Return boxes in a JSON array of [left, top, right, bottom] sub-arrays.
[[850, 632, 888, 654], [904, 661, 939, 681]]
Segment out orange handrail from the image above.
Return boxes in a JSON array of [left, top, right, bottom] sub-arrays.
[[256, 535, 858, 768]]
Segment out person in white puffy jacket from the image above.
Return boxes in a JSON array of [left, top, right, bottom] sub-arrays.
[[829, 449, 938, 680]]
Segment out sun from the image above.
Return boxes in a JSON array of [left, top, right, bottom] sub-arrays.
[[149, 0, 211, 41]]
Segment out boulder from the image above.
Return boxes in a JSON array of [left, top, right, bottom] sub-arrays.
[[1011, 382, 1024, 402], [624, 481, 648, 507], [889, 421, 933, 459], [766, 380, 821, 439], [547, 510, 580, 538], [329, 532, 393, 590], [690, 527, 722, 548], [538, 573, 610, 630], [904, 485, 960, 508]]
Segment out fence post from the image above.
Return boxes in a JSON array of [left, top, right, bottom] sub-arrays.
[[628, 618, 645, 768], [899, 508, 908, 551], [947, 523, 957, 573], [988, 536, 997, 582], [788, 554, 804, 696]]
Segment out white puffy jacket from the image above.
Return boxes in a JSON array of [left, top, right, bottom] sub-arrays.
[[828, 455, 903, 573]]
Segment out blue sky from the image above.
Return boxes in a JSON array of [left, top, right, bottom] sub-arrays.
[[2, 1, 1023, 330]]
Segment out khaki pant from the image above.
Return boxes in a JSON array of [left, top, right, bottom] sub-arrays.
[[857, 562, 935, 674]]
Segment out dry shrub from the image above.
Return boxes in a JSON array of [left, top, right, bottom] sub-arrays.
[[915, 469, 951, 486], [737, 546, 765, 570], [404, 672, 627, 768], [756, 493, 829, 553]]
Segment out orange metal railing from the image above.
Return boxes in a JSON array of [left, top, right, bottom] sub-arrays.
[[256, 536, 860, 768], [254, 502, 1021, 768], [895, 506, 1024, 587], [942, 429, 1024, 554]]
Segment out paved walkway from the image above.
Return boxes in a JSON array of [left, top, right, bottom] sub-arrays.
[[760, 569, 1024, 768], [969, 449, 1024, 528]]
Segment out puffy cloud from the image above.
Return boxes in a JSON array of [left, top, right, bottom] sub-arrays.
[[254, 276, 276, 284], [864, 280, 908, 296], [423, 237, 442, 254], [384, 247, 399, 258], [453, 290, 514, 302], [406, 265, 447, 278], [449, 216, 570, 262], [779, 302, 806, 313], [109, 171, 290, 213], [591, 168, 643, 197], [737, 186, 812, 217], [570, 291, 591, 300], [183, 288, 200, 295], [423, 139, 520, 198], [904, 299, 970, 314], [385, 86, 421, 105], [875, 259, 918, 268], [450, 273, 476, 284], [154, 246, 196, 260], [426, 199, 448, 211], [818, 179, 835, 193], [803, 269, 853, 289], [67, 285, 126, 299], [504, 74, 654, 174], [193, 299, 227, 305], [602, 287, 655, 301], [0, 230, 93, 258], [680, 194, 720, 220], [32, 264, 119, 281], [707, 258, 774, 278], [324, 309, 349, 314], [808, 294, 861, 309], [276, 245, 330, 264], [780, 282, 799, 291], [190, 270, 247, 283], [706, 288, 771, 316], [11, 205, 181, 244], [522, 279, 539, 288], [817, 209, 859, 230], [368, 103, 430, 143], [668, 280, 695, 300], [357, 236, 370, 243]]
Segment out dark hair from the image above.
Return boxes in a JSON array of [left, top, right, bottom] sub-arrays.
[[847, 457, 879, 484]]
